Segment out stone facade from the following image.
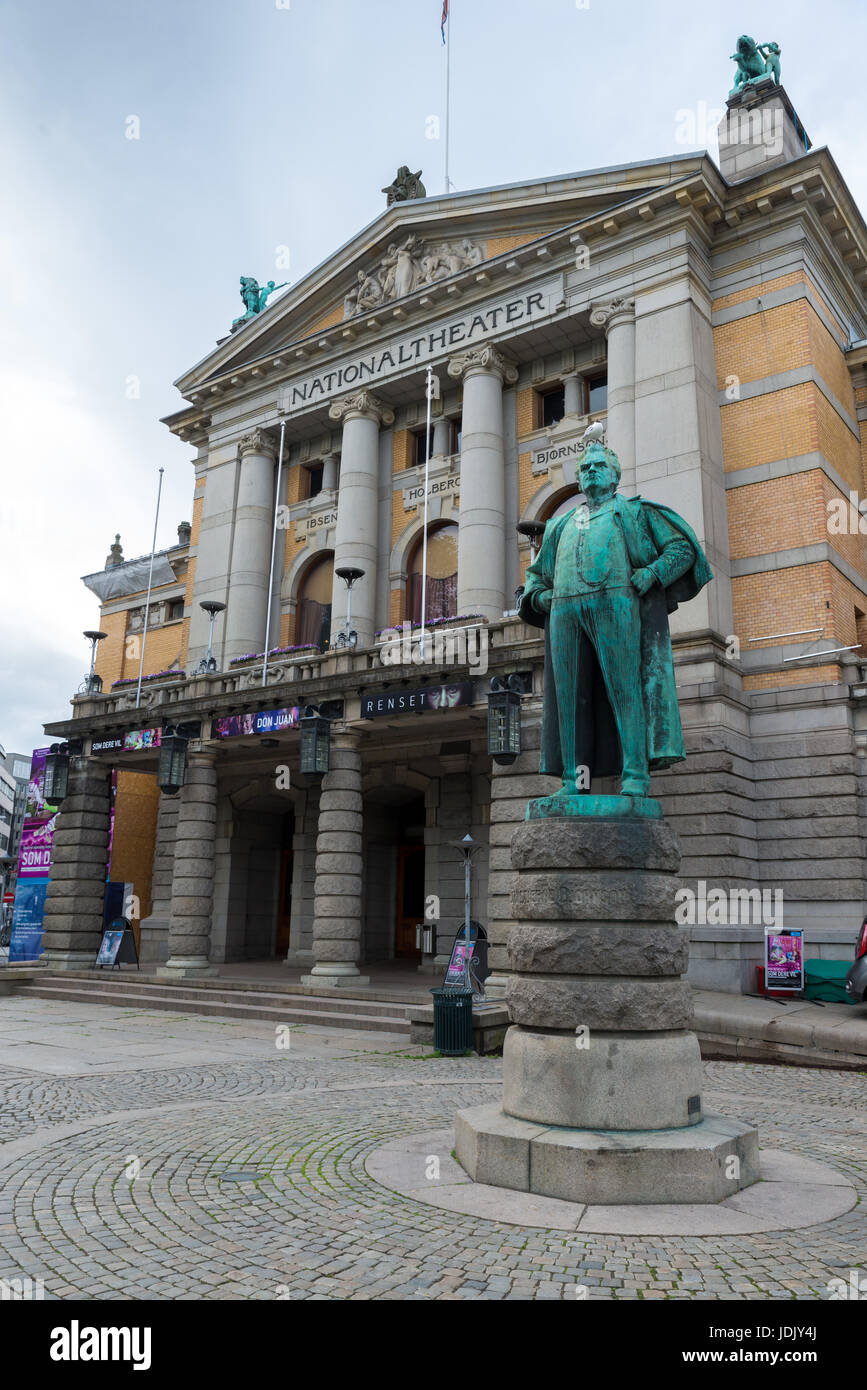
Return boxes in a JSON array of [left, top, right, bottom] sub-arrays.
[[43, 96, 867, 990]]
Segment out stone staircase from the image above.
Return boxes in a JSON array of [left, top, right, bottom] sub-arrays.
[[14, 971, 416, 1036]]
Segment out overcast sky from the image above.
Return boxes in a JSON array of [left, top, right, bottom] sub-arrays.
[[1, 0, 864, 755]]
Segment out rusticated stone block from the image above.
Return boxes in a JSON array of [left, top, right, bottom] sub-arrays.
[[511, 817, 680, 872], [511, 870, 676, 923], [506, 975, 694, 1031], [308, 938, 360, 962], [508, 923, 690, 976]]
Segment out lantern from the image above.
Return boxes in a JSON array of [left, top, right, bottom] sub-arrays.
[[487, 676, 523, 765], [300, 707, 331, 776], [43, 744, 71, 803], [157, 729, 188, 795]]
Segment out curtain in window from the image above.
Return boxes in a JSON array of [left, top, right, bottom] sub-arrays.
[[409, 572, 457, 625], [297, 599, 331, 650]]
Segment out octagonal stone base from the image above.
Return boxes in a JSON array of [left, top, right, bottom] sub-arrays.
[[455, 1101, 760, 1206]]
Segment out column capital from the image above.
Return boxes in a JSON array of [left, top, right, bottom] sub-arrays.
[[447, 344, 519, 385], [331, 730, 362, 754], [328, 391, 394, 427], [238, 427, 279, 459], [589, 298, 636, 333]]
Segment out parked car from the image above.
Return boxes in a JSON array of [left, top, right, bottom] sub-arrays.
[[845, 917, 867, 1003]]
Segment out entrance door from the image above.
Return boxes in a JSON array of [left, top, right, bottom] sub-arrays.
[[395, 844, 424, 958]]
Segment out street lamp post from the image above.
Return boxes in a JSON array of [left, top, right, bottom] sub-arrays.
[[196, 601, 226, 674], [334, 567, 364, 648], [448, 833, 483, 997], [82, 631, 107, 694]]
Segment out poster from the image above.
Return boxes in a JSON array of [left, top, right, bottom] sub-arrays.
[[765, 929, 804, 992], [444, 939, 474, 984], [213, 707, 300, 738], [95, 929, 124, 966], [18, 748, 59, 879], [9, 879, 48, 962]]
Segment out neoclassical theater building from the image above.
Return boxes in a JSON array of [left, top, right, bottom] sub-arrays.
[[43, 81, 867, 993]]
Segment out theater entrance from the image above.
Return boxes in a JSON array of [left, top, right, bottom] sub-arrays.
[[363, 789, 425, 963]]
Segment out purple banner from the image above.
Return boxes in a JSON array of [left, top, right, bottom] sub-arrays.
[[213, 707, 300, 738], [18, 749, 59, 879]]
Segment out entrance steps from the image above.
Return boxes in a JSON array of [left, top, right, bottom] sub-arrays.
[[15, 971, 416, 1036]]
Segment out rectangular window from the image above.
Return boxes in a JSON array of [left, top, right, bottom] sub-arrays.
[[167, 599, 185, 622], [412, 427, 433, 468], [305, 464, 324, 499], [587, 374, 608, 413], [540, 386, 566, 428]]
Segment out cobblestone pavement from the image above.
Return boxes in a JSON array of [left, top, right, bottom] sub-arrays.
[[0, 999, 864, 1300]]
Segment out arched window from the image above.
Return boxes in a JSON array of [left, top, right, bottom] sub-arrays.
[[296, 554, 333, 650], [407, 522, 458, 625], [544, 488, 584, 522]]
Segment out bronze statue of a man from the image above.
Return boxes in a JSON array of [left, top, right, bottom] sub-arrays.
[[519, 431, 712, 807]]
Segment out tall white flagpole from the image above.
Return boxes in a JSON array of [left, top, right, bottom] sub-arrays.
[[443, 1, 451, 193], [135, 466, 165, 710], [419, 368, 435, 659], [262, 420, 286, 689]]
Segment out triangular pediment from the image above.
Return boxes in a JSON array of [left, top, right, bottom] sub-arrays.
[[173, 152, 708, 397]]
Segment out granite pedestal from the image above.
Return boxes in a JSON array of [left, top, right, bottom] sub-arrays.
[[455, 813, 760, 1205]]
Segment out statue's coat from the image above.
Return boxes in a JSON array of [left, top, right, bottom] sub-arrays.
[[518, 495, 713, 780]]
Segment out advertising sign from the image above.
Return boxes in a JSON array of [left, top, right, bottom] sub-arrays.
[[95, 928, 125, 966], [18, 748, 58, 879], [9, 879, 48, 963], [361, 682, 474, 719], [444, 938, 474, 984], [765, 929, 804, 992], [213, 707, 300, 738], [91, 728, 162, 754]]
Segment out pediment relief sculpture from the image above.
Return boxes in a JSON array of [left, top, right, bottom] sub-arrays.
[[343, 234, 484, 318]]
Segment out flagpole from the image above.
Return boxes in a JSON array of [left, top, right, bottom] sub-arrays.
[[135, 467, 165, 710], [261, 419, 286, 689], [420, 368, 435, 659], [443, 1, 451, 193]]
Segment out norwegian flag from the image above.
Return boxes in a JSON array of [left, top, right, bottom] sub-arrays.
[[441, 0, 449, 44]]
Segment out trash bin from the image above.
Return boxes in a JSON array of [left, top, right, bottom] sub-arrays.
[[431, 987, 473, 1055]]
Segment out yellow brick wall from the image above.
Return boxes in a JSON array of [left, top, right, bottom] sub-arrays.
[[744, 665, 839, 691], [711, 270, 846, 340], [109, 771, 160, 925], [731, 561, 831, 652], [486, 233, 540, 259], [726, 473, 825, 561], [518, 452, 535, 515], [816, 390, 862, 492], [516, 388, 537, 439], [391, 488, 407, 550], [94, 611, 127, 688], [714, 300, 811, 390], [720, 382, 817, 473], [393, 429, 414, 473], [302, 303, 344, 336]]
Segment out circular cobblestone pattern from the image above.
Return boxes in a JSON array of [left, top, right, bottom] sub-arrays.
[[0, 1034, 864, 1299]]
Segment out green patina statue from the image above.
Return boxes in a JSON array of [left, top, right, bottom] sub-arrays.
[[729, 36, 781, 96], [519, 430, 713, 819], [231, 276, 289, 329]]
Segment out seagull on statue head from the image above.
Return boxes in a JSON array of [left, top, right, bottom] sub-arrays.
[[581, 420, 606, 447]]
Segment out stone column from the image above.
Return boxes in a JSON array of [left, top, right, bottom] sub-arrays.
[[224, 428, 277, 660], [321, 452, 340, 492], [448, 345, 518, 620], [41, 757, 112, 969], [328, 392, 394, 648], [590, 299, 636, 491], [301, 732, 369, 988], [157, 751, 218, 978], [562, 371, 586, 417], [432, 414, 452, 457], [138, 790, 179, 965]]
